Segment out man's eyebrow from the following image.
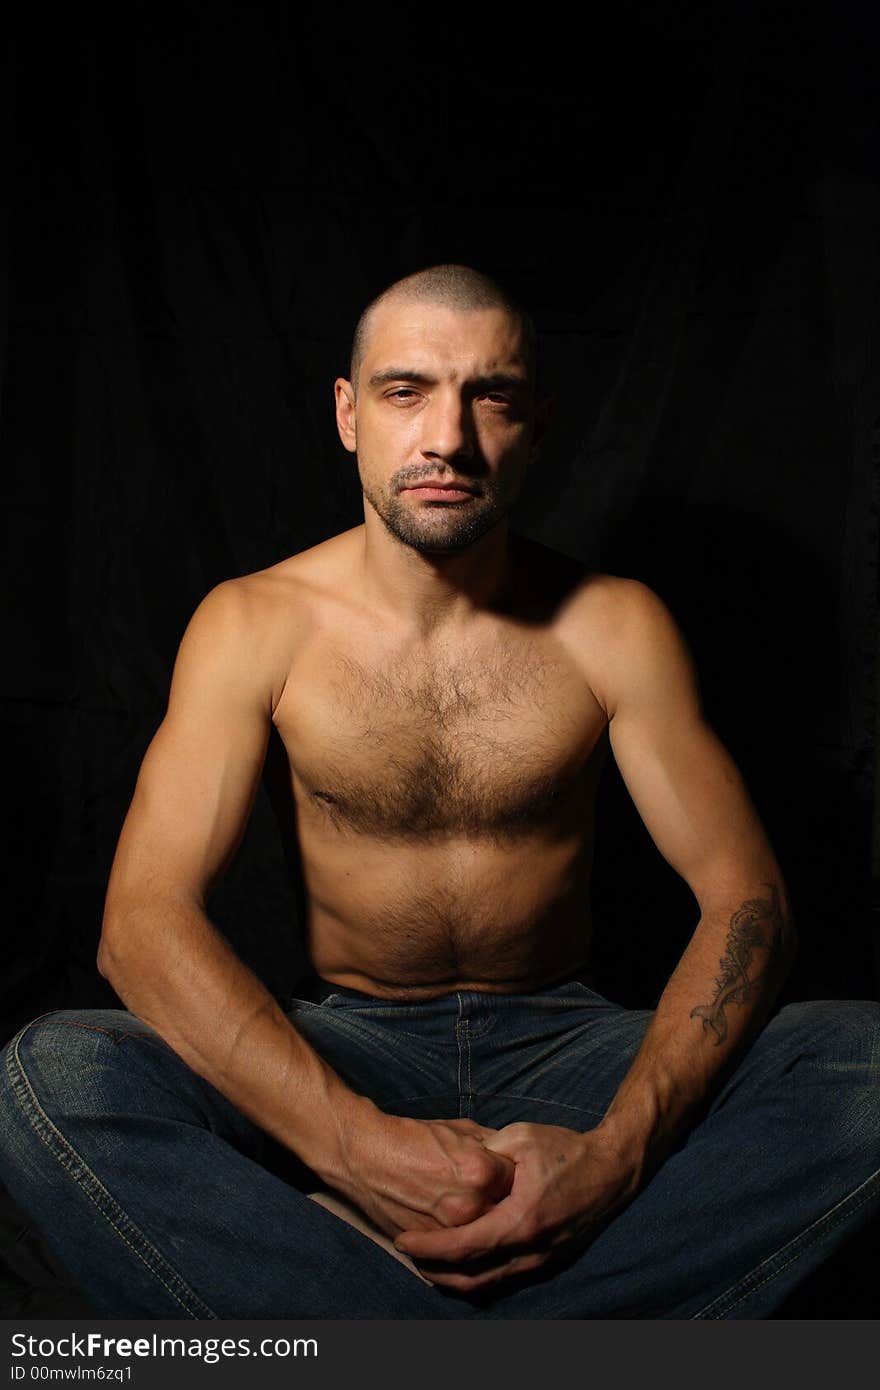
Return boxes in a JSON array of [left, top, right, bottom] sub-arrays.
[[367, 368, 438, 389], [366, 368, 528, 392]]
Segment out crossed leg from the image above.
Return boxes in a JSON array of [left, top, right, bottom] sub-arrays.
[[1, 989, 877, 1318]]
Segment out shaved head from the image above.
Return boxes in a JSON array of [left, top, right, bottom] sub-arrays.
[[349, 264, 536, 393]]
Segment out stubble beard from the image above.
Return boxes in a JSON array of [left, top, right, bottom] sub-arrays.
[[362, 480, 510, 555]]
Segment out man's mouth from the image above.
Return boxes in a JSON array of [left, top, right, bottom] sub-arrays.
[[400, 480, 478, 502]]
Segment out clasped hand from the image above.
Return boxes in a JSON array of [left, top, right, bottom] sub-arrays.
[[341, 1114, 638, 1295]]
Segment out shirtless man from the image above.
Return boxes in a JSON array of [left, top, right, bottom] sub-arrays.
[[1, 265, 878, 1319]]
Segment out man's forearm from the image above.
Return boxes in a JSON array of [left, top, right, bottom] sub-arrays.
[[597, 879, 796, 1181], [98, 896, 517, 1241], [97, 894, 381, 1187]]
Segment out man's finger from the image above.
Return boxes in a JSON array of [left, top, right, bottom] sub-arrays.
[[417, 1250, 548, 1292], [395, 1200, 513, 1262], [480, 1127, 526, 1156]]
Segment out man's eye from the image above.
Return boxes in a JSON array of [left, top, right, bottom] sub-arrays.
[[483, 393, 512, 407], [387, 388, 419, 401]]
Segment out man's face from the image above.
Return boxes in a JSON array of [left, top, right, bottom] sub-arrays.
[[335, 299, 537, 555]]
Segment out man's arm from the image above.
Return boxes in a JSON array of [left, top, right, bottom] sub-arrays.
[[585, 579, 796, 1161], [98, 580, 512, 1240], [397, 578, 796, 1287]]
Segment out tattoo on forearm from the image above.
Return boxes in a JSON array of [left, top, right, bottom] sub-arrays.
[[689, 883, 792, 1046]]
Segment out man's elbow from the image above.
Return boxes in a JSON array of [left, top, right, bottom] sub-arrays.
[[97, 903, 132, 985], [697, 872, 798, 969], [96, 885, 158, 986], [765, 875, 798, 966], [97, 878, 205, 987], [755, 877, 798, 988]]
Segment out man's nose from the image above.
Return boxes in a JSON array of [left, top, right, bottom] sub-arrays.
[[419, 392, 475, 462]]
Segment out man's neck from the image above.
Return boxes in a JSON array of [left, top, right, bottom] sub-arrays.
[[358, 513, 513, 635]]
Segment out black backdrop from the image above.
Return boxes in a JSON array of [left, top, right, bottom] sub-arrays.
[[1, 4, 879, 1308], [2, 9, 879, 1034]]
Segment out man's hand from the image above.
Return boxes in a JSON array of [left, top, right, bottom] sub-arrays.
[[334, 1113, 517, 1241], [392, 1122, 640, 1293]]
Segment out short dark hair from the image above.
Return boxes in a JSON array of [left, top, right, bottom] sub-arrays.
[[349, 264, 537, 391]]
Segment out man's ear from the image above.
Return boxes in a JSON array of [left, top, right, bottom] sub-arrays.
[[334, 378, 357, 454], [529, 393, 555, 465]]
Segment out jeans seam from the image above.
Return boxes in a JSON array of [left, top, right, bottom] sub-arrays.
[[455, 994, 472, 1119], [37, 1018, 171, 1051], [473, 1091, 606, 1121], [691, 1164, 880, 1318], [298, 1012, 453, 1082], [379, 1090, 460, 1110], [6, 1021, 216, 1320]]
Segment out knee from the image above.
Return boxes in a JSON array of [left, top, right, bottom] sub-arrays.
[[0, 1010, 146, 1127], [770, 999, 880, 1155], [772, 998, 880, 1071]]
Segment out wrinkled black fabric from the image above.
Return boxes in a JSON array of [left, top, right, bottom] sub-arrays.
[[2, 11, 878, 1029], [1, 8, 879, 1316]]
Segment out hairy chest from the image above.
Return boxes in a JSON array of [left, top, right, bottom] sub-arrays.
[[276, 637, 607, 839]]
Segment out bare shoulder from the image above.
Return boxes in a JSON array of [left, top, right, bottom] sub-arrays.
[[197, 527, 363, 622], [561, 570, 672, 630], [551, 566, 690, 718], [177, 528, 363, 706]]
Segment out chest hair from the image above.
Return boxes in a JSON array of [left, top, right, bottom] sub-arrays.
[[306, 642, 597, 839]]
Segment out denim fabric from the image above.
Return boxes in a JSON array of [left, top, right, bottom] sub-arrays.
[[0, 981, 878, 1318]]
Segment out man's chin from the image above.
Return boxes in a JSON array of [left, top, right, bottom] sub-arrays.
[[370, 495, 503, 555], [387, 515, 502, 555], [406, 536, 483, 556]]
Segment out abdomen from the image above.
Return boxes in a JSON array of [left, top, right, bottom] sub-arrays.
[[299, 824, 597, 996]]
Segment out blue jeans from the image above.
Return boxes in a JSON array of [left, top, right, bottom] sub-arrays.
[[1, 981, 878, 1318]]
